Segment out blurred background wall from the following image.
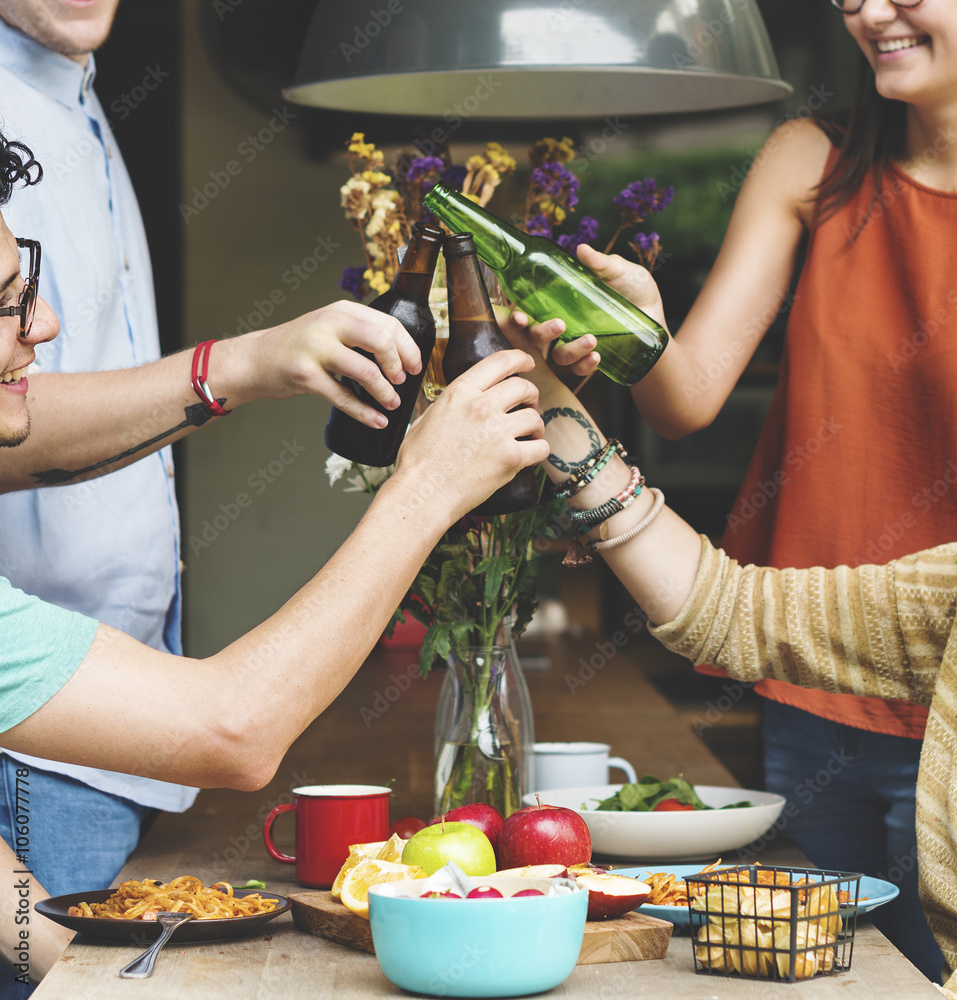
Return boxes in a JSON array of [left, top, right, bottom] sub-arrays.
[[93, 0, 860, 660]]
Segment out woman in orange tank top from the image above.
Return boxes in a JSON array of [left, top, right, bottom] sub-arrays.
[[530, 0, 955, 983]]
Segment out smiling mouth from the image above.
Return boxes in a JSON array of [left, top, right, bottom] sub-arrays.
[[1, 366, 29, 384], [876, 36, 930, 54]]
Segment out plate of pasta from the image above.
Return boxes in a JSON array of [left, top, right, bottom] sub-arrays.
[[35, 876, 291, 943]]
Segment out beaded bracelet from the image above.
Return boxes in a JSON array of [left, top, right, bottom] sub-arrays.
[[566, 465, 644, 532], [590, 488, 666, 552], [551, 439, 626, 501]]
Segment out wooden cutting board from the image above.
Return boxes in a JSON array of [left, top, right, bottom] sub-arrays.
[[289, 890, 672, 965]]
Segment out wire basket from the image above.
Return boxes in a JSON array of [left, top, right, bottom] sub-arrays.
[[685, 865, 861, 983]]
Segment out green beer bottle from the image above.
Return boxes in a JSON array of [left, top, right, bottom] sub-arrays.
[[423, 182, 669, 386]]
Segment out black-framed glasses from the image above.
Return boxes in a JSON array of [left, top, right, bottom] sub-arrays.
[[831, 0, 926, 13], [0, 238, 40, 340]]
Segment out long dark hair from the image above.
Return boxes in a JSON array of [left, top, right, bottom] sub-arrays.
[[812, 53, 908, 233], [0, 128, 42, 205]]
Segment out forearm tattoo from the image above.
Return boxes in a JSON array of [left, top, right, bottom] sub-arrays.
[[542, 405, 601, 474], [31, 400, 220, 486]]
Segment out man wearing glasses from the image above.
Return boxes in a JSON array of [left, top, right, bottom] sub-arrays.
[[0, 132, 548, 987], [0, 2, 201, 963]]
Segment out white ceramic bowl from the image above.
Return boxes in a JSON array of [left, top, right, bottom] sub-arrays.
[[523, 784, 786, 861]]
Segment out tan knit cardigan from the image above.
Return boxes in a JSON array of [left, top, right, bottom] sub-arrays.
[[649, 537, 957, 994]]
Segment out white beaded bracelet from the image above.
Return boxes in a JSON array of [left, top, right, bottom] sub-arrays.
[[590, 487, 666, 552]]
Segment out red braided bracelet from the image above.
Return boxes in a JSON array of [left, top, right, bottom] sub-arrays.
[[190, 340, 230, 416]]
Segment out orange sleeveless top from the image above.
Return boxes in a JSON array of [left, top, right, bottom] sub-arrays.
[[718, 147, 957, 739]]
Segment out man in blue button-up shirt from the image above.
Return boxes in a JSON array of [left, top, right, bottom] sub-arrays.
[[0, 3, 191, 952]]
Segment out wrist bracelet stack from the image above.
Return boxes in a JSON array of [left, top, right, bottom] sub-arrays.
[[551, 439, 626, 500], [561, 464, 667, 567]]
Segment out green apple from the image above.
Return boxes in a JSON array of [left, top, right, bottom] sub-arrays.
[[401, 821, 496, 876]]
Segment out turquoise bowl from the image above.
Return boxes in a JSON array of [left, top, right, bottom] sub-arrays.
[[368, 876, 588, 997]]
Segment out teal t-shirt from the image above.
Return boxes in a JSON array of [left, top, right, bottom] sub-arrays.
[[0, 575, 98, 733]]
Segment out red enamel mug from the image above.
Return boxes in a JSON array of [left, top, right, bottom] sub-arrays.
[[263, 784, 391, 888]]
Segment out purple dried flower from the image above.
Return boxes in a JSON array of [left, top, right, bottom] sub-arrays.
[[525, 213, 553, 238], [441, 165, 468, 190], [531, 161, 579, 209], [406, 156, 444, 182], [338, 266, 367, 300], [614, 179, 674, 220], [633, 231, 659, 250], [557, 216, 600, 253]]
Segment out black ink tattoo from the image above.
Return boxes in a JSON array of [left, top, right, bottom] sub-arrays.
[[541, 405, 601, 474], [31, 400, 222, 486]]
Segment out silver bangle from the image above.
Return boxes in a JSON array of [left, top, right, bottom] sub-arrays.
[[589, 488, 665, 552]]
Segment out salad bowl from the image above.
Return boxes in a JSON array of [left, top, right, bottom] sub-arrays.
[[524, 784, 786, 861]]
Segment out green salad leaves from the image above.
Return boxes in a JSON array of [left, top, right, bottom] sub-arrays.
[[588, 774, 752, 812]]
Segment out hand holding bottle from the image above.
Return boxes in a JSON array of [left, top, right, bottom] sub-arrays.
[[516, 246, 671, 377], [390, 351, 548, 525]]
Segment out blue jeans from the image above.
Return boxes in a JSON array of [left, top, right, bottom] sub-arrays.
[[762, 700, 944, 983], [0, 756, 154, 998]]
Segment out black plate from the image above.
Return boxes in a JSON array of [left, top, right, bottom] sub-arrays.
[[34, 888, 290, 943]]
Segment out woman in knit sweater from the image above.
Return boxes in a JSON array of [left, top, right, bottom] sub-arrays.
[[533, 0, 955, 978], [508, 320, 957, 995]]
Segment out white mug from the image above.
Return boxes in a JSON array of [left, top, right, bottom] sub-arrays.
[[532, 742, 638, 791]]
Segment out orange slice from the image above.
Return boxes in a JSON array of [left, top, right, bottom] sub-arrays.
[[331, 841, 389, 899], [340, 858, 426, 919], [375, 833, 407, 864]]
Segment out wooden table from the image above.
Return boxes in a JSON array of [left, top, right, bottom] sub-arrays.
[[33, 632, 940, 998]]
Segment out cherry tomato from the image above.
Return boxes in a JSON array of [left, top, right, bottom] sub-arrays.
[[389, 816, 427, 838], [653, 798, 697, 812]]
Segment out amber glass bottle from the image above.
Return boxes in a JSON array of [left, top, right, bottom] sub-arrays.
[[443, 233, 541, 516], [324, 221, 443, 467]]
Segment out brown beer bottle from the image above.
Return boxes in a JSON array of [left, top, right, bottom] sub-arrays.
[[443, 232, 541, 516], [324, 221, 443, 467]]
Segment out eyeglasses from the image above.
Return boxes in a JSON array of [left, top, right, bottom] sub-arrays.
[[0, 238, 41, 340], [831, 0, 925, 13]]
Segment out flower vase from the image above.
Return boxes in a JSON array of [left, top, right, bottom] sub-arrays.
[[433, 626, 534, 817]]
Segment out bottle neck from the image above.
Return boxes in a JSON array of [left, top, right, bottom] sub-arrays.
[[445, 247, 497, 325], [392, 231, 442, 294], [424, 183, 525, 271]]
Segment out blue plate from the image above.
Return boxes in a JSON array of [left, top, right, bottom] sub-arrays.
[[614, 865, 900, 925]]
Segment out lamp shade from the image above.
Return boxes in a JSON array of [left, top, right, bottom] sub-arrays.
[[284, 0, 791, 118]]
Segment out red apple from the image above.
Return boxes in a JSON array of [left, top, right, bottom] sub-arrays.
[[513, 888, 545, 897], [494, 864, 568, 878], [429, 803, 505, 853], [497, 800, 592, 869], [420, 890, 462, 899], [572, 871, 652, 920], [389, 816, 427, 839]]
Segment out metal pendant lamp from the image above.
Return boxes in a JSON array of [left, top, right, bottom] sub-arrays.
[[284, 0, 791, 118]]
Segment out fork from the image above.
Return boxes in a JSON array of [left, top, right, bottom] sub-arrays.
[[118, 912, 193, 978]]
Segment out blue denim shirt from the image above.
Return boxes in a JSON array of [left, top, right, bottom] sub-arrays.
[[0, 20, 196, 812]]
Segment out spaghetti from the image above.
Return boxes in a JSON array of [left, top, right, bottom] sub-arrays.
[[67, 876, 278, 921]]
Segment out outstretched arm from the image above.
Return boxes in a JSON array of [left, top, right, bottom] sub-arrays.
[[525, 119, 830, 438], [504, 317, 947, 708], [3, 351, 550, 789], [0, 299, 422, 491]]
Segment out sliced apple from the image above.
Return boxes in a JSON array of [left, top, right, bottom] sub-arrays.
[[494, 864, 569, 878], [572, 870, 652, 921], [567, 862, 609, 876]]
